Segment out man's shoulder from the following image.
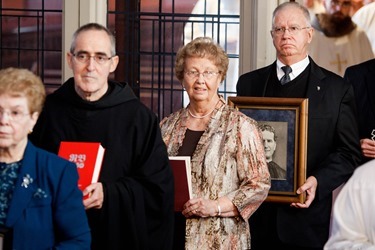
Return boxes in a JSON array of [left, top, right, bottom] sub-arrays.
[[237, 64, 274, 92], [269, 161, 284, 169], [346, 58, 375, 73], [309, 58, 342, 80], [236, 65, 273, 96], [239, 64, 273, 80], [268, 161, 286, 179]]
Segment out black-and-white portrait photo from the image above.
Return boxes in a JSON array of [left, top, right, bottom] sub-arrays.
[[259, 122, 288, 180]]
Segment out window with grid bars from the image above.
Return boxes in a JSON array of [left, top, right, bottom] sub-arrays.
[[0, 0, 239, 119], [0, 0, 62, 94], [109, 0, 239, 119]]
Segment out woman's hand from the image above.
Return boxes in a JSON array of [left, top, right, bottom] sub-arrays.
[[182, 198, 218, 218], [182, 196, 239, 218]]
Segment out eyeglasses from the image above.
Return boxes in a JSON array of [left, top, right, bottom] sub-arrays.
[[271, 26, 311, 36], [72, 52, 114, 65], [331, 0, 352, 7], [0, 109, 30, 122], [184, 71, 221, 80]]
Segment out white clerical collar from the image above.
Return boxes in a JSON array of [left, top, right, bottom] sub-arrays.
[[276, 56, 310, 81]]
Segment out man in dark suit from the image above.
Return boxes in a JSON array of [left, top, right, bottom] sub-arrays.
[[237, 2, 361, 249], [344, 59, 375, 163]]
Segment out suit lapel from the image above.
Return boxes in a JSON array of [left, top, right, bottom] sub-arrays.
[[305, 59, 327, 111], [261, 63, 275, 96]]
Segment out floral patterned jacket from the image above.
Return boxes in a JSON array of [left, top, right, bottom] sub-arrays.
[[160, 98, 271, 250]]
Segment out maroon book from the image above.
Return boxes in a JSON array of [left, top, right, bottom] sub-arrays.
[[169, 156, 192, 211]]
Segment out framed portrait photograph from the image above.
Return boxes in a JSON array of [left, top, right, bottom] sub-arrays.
[[228, 96, 308, 203]]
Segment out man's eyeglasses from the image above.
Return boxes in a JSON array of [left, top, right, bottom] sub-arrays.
[[0, 109, 30, 122], [72, 52, 114, 65], [184, 71, 221, 80], [271, 26, 311, 36]]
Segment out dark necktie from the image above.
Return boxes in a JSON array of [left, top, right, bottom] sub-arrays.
[[280, 65, 292, 85]]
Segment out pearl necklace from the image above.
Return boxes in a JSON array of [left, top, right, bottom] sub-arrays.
[[187, 108, 215, 119], [187, 100, 220, 119]]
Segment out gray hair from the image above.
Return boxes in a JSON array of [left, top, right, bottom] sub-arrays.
[[272, 2, 311, 28], [70, 23, 116, 56]]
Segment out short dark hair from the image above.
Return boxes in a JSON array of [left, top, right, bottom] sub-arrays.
[[259, 123, 277, 141]]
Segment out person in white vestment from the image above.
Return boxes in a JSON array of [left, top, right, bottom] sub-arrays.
[[352, 2, 375, 56], [309, 0, 373, 76], [350, 0, 364, 16], [324, 159, 375, 249]]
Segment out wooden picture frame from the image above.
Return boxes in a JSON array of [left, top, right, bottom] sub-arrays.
[[0, 227, 12, 250], [228, 96, 308, 203]]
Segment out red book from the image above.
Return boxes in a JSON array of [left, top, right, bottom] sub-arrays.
[[169, 156, 192, 211], [58, 142, 105, 193]]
